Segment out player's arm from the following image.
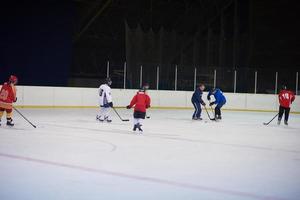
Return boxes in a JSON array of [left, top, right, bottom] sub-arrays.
[[278, 91, 282, 101], [199, 92, 206, 106], [291, 92, 295, 103], [105, 87, 113, 107], [146, 95, 151, 108], [207, 91, 212, 101], [105, 89, 112, 103], [98, 86, 103, 97], [12, 85, 17, 102], [127, 95, 137, 109]]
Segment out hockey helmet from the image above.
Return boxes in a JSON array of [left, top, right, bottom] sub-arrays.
[[9, 75, 18, 84], [141, 83, 149, 91], [106, 77, 112, 86], [281, 85, 287, 90]]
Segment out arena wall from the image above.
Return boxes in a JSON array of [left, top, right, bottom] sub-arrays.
[[14, 86, 300, 113]]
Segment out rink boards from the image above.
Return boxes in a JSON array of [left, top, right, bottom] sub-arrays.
[[13, 86, 300, 113]]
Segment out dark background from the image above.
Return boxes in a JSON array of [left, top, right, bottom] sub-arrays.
[[0, 0, 299, 93]]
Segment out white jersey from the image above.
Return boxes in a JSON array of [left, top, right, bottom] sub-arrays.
[[98, 84, 112, 106]]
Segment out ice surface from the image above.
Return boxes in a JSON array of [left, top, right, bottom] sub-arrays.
[[0, 108, 300, 200]]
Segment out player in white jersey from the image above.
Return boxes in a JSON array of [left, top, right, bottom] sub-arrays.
[[97, 77, 113, 122]]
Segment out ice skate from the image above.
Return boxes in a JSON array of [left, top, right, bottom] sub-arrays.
[[277, 117, 282, 125], [104, 116, 112, 123], [136, 123, 143, 132], [284, 120, 288, 125], [133, 124, 137, 131], [6, 118, 14, 127], [97, 116, 104, 122]]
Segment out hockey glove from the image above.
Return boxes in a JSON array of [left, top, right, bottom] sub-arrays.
[[209, 102, 215, 106], [14, 97, 17, 103], [109, 102, 113, 107], [126, 105, 131, 109]]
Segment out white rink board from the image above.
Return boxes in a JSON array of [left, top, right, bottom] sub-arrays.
[[14, 86, 300, 112]]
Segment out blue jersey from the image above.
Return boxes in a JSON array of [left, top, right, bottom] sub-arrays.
[[192, 88, 204, 104], [207, 88, 226, 105]]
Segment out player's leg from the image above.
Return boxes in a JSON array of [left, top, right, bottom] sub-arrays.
[[196, 103, 202, 120], [284, 107, 290, 125], [278, 106, 284, 125], [215, 106, 221, 119], [6, 109, 14, 126], [134, 111, 145, 132], [217, 103, 225, 120], [133, 111, 142, 131], [103, 107, 112, 122], [133, 117, 139, 131], [0, 108, 4, 126], [192, 102, 198, 120], [97, 106, 105, 121]]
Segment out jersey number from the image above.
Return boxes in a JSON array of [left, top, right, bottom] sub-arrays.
[[281, 93, 290, 100], [0, 89, 9, 100]]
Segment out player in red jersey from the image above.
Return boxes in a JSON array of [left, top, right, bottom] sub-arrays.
[[0, 75, 18, 126], [127, 84, 151, 132], [278, 85, 295, 125]]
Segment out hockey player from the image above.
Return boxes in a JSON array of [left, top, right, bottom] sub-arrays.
[[97, 77, 113, 122], [207, 88, 226, 120], [277, 85, 295, 125], [191, 83, 206, 120], [126, 84, 151, 132], [0, 75, 18, 126]]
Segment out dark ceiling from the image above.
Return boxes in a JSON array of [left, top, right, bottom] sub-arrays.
[[73, 0, 233, 41]]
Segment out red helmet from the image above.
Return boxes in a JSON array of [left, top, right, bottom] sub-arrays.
[[9, 75, 18, 84]]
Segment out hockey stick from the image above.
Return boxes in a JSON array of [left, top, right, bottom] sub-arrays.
[[112, 107, 129, 122], [13, 107, 37, 128], [263, 113, 279, 125], [204, 106, 215, 121], [208, 101, 215, 116]]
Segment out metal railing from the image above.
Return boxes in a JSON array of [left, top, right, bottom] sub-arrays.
[[76, 61, 299, 95]]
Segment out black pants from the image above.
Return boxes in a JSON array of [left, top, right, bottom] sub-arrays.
[[134, 111, 146, 119], [214, 102, 225, 117], [278, 106, 290, 122], [192, 102, 202, 118]]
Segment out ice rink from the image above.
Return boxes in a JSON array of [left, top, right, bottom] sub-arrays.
[[0, 108, 300, 200]]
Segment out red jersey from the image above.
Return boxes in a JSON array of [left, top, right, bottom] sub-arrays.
[[0, 82, 17, 109], [278, 89, 295, 108], [129, 91, 151, 113]]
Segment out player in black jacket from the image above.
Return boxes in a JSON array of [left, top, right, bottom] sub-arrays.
[[191, 84, 206, 120]]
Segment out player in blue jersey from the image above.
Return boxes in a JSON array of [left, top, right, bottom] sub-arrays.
[[191, 83, 206, 120], [207, 88, 226, 120]]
